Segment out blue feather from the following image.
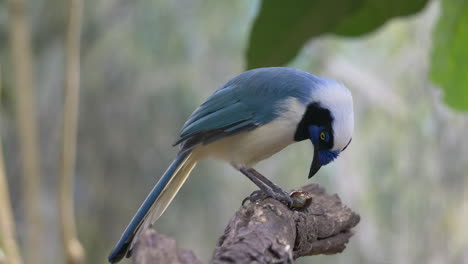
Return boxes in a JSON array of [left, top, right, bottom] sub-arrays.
[[176, 67, 325, 148], [180, 101, 253, 138], [318, 150, 339, 165], [108, 151, 191, 263]]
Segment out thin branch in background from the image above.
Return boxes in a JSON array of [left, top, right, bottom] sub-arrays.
[[58, 0, 85, 263], [0, 65, 23, 264], [7, 0, 43, 263]]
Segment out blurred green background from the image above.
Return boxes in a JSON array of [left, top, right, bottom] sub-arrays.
[[1, 0, 468, 263]]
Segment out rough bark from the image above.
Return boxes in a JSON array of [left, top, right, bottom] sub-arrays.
[[132, 230, 202, 264], [133, 184, 360, 264]]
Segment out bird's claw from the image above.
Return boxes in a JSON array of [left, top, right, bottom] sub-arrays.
[[242, 190, 268, 205], [242, 190, 306, 209]]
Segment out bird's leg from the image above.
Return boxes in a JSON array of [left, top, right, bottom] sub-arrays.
[[238, 167, 272, 203], [249, 168, 305, 208], [248, 168, 287, 194], [239, 167, 303, 208]]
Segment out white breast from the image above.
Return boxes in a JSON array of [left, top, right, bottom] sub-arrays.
[[193, 97, 305, 168]]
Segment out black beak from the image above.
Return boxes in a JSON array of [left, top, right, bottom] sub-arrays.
[[308, 146, 322, 178]]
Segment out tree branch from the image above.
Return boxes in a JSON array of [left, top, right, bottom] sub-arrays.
[[132, 230, 202, 264], [58, 0, 85, 263], [7, 0, 42, 262], [132, 184, 360, 264], [0, 67, 23, 264]]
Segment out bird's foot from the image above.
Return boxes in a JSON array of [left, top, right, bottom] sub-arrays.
[[242, 190, 268, 205], [243, 189, 305, 209]]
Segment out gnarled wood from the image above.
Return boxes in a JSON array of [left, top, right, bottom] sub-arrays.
[[133, 184, 360, 264]]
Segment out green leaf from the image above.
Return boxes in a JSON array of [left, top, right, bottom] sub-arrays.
[[333, 0, 428, 36], [246, 0, 362, 69], [430, 0, 468, 111], [246, 0, 429, 69]]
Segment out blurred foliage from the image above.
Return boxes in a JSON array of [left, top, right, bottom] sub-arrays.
[[430, 0, 468, 110], [1, 1, 468, 264], [247, 0, 468, 111], [246, 0, 429, 69]]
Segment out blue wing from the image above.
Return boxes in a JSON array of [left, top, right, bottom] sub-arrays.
[[174, 67, 318, 150], [174, 84, 262, 150]]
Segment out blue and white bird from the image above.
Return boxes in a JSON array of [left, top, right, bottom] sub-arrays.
[[108, 67, 354, 263]]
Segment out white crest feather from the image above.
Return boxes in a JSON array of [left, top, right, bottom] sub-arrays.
[[310, 80, 354, 152]]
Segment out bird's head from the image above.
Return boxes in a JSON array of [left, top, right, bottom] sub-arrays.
[[294, 79, 354, 178]]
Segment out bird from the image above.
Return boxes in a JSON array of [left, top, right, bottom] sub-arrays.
[[108, 67, 354, 263]]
